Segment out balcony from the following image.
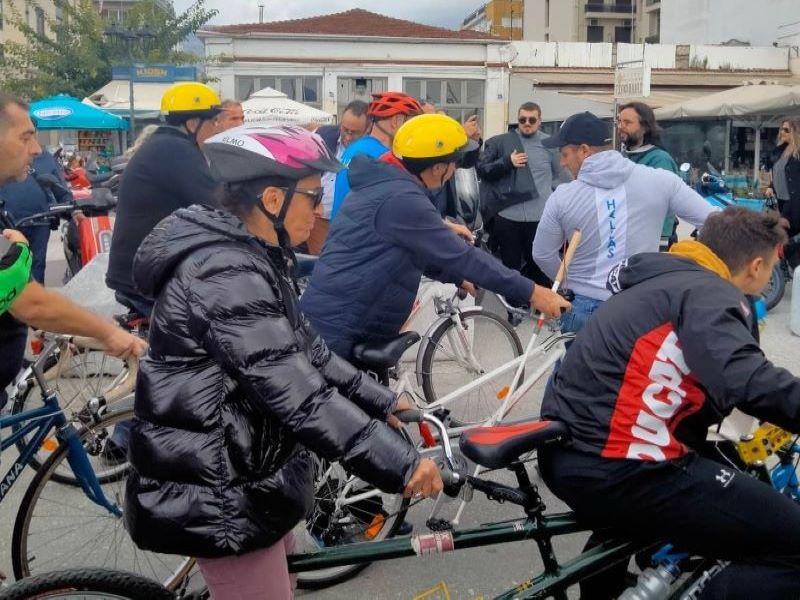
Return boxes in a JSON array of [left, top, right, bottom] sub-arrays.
[[644, 0, 661, 12], [584, 3, 636, 18]]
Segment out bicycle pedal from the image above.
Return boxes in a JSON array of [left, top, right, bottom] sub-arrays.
[[425, 518, 453, 531]]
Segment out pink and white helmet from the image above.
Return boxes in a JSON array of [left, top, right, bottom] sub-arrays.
[[204, 125, 341, 183]]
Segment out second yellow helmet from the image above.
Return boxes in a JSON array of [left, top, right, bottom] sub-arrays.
[[392, 113, 477, 163]]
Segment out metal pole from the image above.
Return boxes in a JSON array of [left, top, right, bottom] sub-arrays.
[[753, 123, 762, 189], [128, 48, 136, 146], [724, 119, 731, 174]]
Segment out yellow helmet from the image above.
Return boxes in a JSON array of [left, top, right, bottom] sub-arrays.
[[392, 114, 478, 166], [160, 82, 222, 123]]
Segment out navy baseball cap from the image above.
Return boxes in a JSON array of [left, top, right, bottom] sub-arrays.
[[542, 112, 613, 149]]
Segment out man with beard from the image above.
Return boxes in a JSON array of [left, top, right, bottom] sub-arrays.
[[477, 102, 568, 285], [618, 101, 681, 247]]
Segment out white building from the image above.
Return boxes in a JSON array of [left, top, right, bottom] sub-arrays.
[[199, 9, 513, 138], [661, 0, 800, 47], [522, 0, 659, 44]]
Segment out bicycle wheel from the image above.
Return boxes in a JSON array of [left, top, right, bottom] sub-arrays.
[[762, 262, 786, 310], [12, 342, 132, 484], [0, 568, 175, 600], [292, 437, 411, 589], [420, 308, 523, 425], [11, 408, 194, 592]]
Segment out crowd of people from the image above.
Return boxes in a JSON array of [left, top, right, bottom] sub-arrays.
[[1, 80, 800, 599]]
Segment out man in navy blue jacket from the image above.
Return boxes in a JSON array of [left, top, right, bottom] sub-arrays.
[[301, 114, 570, 360], [0, 149, 72, 282]]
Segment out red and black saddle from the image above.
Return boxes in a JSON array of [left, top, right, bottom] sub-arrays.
[[459, 420, 570, 470]]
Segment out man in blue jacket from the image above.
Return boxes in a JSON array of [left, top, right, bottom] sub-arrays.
[[301, 114, 570, 360], [0, 148, 72, 282]]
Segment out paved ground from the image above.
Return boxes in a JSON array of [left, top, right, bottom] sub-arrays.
[[1, 232, 799, 599]]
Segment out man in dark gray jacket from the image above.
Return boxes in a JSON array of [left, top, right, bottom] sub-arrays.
[[477, 102, 568, 285]]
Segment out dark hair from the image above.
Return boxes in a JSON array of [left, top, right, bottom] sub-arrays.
[[518, 102, 541, 115], [400, 156, 455, 176], [619, 101, 661, 145], [0, 94, 29, 131], [342, 100, 368, 118], [216, 176, 292, 217], [698, 207, 787, 274]]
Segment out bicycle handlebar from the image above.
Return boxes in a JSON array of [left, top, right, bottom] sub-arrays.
[[394, 409, 463, 490]]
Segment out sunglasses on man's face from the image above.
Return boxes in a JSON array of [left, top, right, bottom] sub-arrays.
[[518, 116, 538, 125]]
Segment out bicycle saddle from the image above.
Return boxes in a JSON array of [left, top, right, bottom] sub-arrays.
[[460, 420, 570, 469], [352, 331, 421, 370]]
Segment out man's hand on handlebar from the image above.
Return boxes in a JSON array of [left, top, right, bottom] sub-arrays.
[[445, 220, 475, 244], [531, 285, 571, 319], [460, 281, 478, 297], [403, 458, 444, 499], [99, 326, 147, 360], [2, 229, 28, 245]]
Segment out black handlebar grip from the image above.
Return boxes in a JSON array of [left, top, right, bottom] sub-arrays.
[[395, 409, 424, 424]]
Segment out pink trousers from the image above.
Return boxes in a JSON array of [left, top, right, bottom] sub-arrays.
[[196, 533, 297, 600]]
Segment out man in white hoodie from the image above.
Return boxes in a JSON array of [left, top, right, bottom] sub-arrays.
[[533, 112, 716, 334]]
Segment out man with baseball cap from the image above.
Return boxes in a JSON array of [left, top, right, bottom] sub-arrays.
[[532, 112, 715, 334]]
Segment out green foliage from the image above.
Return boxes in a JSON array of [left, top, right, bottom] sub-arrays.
[[0, 0, 217, 100]]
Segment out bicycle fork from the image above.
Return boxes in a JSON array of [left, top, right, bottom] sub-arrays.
[[59, 422, 123, 517]]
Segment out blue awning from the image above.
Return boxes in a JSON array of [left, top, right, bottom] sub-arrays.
[[30, 94, 129, 130]]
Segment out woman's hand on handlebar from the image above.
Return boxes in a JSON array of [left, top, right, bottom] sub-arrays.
[[387, 392, 416, 430], [403, 458, 444, 499], [531, 285, 571, 319], [3, 229, 28, 245]]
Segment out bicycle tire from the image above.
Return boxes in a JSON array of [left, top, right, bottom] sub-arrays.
[[762, 262, 786, 311], [0, 568, 175, 600], [11, 344, 131, 485], [11, 408, 194, 592], [420, 308, 523, 424], [294, 431, 413, 589]]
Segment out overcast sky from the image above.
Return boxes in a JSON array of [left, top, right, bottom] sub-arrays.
[[174, 0, 484, 29]]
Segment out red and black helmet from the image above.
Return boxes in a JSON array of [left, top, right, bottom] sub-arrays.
[[367, 92, 424, 119]]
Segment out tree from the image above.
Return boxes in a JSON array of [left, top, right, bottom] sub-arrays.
[[0, 0, 217, 100]]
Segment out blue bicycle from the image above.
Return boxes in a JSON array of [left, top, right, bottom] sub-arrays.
[[2, 339, 193, 590]]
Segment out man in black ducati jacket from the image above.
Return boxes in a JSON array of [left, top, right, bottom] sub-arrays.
[[540, 207, 800, 599]]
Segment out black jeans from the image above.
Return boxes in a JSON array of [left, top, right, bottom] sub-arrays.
[[492, 216, 551, 287], [539, 446, 800, 599]]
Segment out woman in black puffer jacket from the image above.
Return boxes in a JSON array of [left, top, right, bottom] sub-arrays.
[[125, 126, 442, 599]]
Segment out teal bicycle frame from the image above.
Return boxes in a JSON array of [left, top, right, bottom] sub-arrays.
[[289, 512, 648, 599], [287, 411, 653, 600]]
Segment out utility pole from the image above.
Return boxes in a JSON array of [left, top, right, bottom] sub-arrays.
[[258, 4, 264, 23], [103, 24, 156, 144]]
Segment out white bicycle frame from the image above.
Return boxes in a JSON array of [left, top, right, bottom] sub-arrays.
[[323, 231, 583, 530]]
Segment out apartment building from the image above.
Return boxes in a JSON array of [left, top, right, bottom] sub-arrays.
[[521, 0, 660, 43], [461, 0, 524, 41], [95, 0, 172, 24], [0, 0, 64, 46]]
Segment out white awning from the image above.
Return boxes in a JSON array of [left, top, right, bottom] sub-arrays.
[[655, 83, 800, 120], [83, 80, 174, 119], [242, 87, 335, 126]]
